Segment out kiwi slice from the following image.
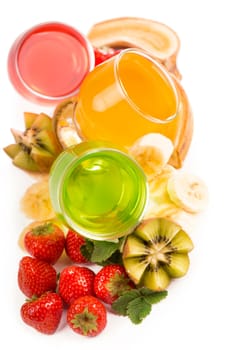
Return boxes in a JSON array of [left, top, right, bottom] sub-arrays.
[[4, 112, 62, 173], [122, 218, 193, 291]]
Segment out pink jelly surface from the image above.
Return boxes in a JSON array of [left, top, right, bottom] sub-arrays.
[[17, 30, 90, 97]]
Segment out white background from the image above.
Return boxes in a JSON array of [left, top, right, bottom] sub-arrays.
[[0, 0, 242, 349]]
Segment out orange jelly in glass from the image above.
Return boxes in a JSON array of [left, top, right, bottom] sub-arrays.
[[74, 49, 180, 148]]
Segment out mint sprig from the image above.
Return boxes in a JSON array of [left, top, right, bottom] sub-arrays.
[[111, 288, 168, 324]]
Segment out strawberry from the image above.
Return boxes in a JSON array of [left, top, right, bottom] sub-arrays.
[[65, 230, 88, 263], [21, 292, 63, 334], [24, 221, 65, 264], [67, 295, 107, 337], [94, 264, 134, 304], [58, 265, 95, 305], [18, 256, 57, 298], [94, 46, 121, 66]]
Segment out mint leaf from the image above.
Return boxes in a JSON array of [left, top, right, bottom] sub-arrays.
[[127, 297, 151, 324], [111, 287, 168, 324], [102, 250, 123, 266], [140, 288, 168, 304], [81, 238, 123, 265], [80, 239, 94, 261], [91, 240, 121, 263], [112, 290, 140, 315]]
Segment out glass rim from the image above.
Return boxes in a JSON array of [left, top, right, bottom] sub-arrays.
[[52, 143, 148, 240], [8, 21, 95, 102], [114, 48, 179, 124]]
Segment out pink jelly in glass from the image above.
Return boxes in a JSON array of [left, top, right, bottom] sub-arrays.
[[7, 22, 94, 104]]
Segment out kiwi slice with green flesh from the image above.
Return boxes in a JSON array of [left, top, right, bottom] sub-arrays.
[[122, 218, 193, 291], [4, 112, 62, 173]]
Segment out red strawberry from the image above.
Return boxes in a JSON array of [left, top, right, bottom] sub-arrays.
[[18, 256, 57, 298], [65, 230, 88, 263], [94, 264, 134, 304], [67, 295, 107, 337], [58, 265, 95, 305], [24, 221, 65, 264], [21, 292, 63, 334], [94, 46, 121, 66]]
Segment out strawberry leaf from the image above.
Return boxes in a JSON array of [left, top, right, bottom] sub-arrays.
[[32, 222, 54, 235]]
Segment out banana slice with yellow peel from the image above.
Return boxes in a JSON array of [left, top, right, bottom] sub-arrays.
[[20, 177, 56, 221], [168, 76, 193, 169], [128, 133, 174, 181], [87, 17, 181, 79], [167, 171, 209, 213]]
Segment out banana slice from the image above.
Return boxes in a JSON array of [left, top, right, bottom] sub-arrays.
[[167, 171, 208, 213], [129, 133, 174, 181], [87, 17, 181, 79], [20, 177, 56, 221], [52, 98, 82, 149]]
